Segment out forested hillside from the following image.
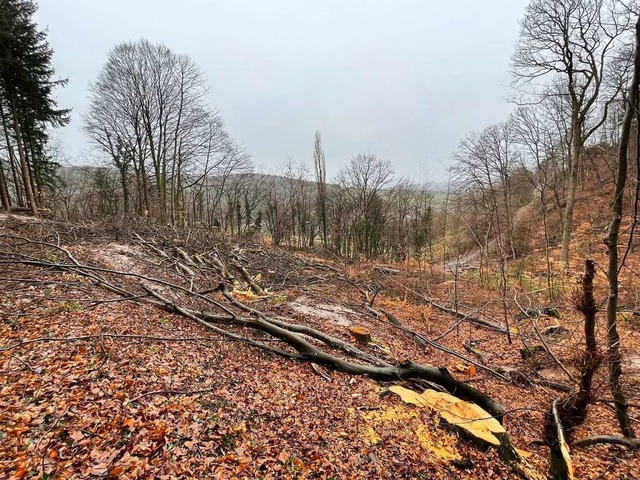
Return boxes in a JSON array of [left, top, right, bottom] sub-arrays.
[[2, 0, 640, 479]]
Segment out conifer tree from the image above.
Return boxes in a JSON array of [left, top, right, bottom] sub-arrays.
[[0, 0, 69, 215]]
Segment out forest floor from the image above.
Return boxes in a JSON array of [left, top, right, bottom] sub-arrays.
[[1, 213, 639, 479]]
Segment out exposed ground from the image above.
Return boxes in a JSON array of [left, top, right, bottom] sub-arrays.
[[1, 213, 639, 479]]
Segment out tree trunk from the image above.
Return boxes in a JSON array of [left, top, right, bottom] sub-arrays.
[[0, 157, 11, 210], [559, 117, 582, 265], [547, 259, 603, 480], [603, 13, 640, 440], [11, 105, 38, 217], [578, 260, 598, 355], [119, 166, 129, 215], [1, 103, 24, 207]]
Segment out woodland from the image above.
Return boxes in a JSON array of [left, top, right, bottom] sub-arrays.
[[2, 0, 640, 479]]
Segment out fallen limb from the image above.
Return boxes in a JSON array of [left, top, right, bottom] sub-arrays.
[[532, 320, 578, 385], [0, 333, 225, 352], [463, 341, 486, 364], [573, 435, 640, 449], [373, 265, 400, 275], [232, 261, 265, 295], [434, 302, 492, 341], [362, 301, 510, 382], [383, 275, 510, 333], [547, 399, 574, 480]]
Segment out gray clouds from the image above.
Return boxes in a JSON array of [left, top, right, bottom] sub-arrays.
[[36, 0, 528, 181]]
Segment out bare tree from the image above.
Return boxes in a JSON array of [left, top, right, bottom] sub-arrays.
[[454, 122, 519, 260], [513, 0, 631, 264], [338, 154, 394, 259], [512, 104, 561, 300], [84, 39, 245, 226]]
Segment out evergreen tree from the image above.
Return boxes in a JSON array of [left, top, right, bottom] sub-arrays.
[[0, 0, 69, 215]]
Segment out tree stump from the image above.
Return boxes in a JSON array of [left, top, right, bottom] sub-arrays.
[[350, 326, 372, 344]]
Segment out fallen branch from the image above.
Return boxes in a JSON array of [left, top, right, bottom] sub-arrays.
[[573, 435, 640, 449], [383, 275, 509, 333], [532, 320, 578, 385], [0, 333, 225, 352], [362, 301, 510, 382]]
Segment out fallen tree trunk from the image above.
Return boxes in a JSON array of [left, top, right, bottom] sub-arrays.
[[146, 284, 509, 421], [548, 399, 574, 480]]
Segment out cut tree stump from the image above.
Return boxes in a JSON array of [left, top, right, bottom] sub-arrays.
[[350, 326, 372, 344]]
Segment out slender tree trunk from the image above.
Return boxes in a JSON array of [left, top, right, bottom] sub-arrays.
[[603, 14, 640, 439], [540, 189, 553, 301], [11, 105, 38, 217], [9, 151, 24, 207], [25, 150, 38, 208], [132, 158, 143, 215], [579, 260, 598, 356], [0, 157, 11, 210], [1, 103, 24, 207], [26, 132, 44, 205], [120, 167, 129, 214], [560, 118, 582, 265]]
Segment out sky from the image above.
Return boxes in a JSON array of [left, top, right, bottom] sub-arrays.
[[36, 0, 529, 182]]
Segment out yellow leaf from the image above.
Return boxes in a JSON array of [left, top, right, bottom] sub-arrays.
[[364, 427, 381, 446]]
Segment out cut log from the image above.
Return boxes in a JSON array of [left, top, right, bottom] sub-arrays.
[[463, 341, 486, 364], [176, 247, 197, 266], [350, 326, 372, 344], [233, 262, 265, 295], [390, 386, 545, 480]]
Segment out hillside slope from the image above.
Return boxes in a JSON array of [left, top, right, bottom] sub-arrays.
[[1, 213, 638, 479]]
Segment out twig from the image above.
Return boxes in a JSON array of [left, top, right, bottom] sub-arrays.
[[310, 363, 332, 381], [573, 435, 640, 449]]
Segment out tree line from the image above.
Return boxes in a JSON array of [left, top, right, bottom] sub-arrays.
[[450, 0, 635, 263], [1, 0, 639, 273], [79, 39, 436, 261], [0, 1, 434, 262]]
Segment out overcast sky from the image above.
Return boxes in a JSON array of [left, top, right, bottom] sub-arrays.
[[36, 0, 528, 182]]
